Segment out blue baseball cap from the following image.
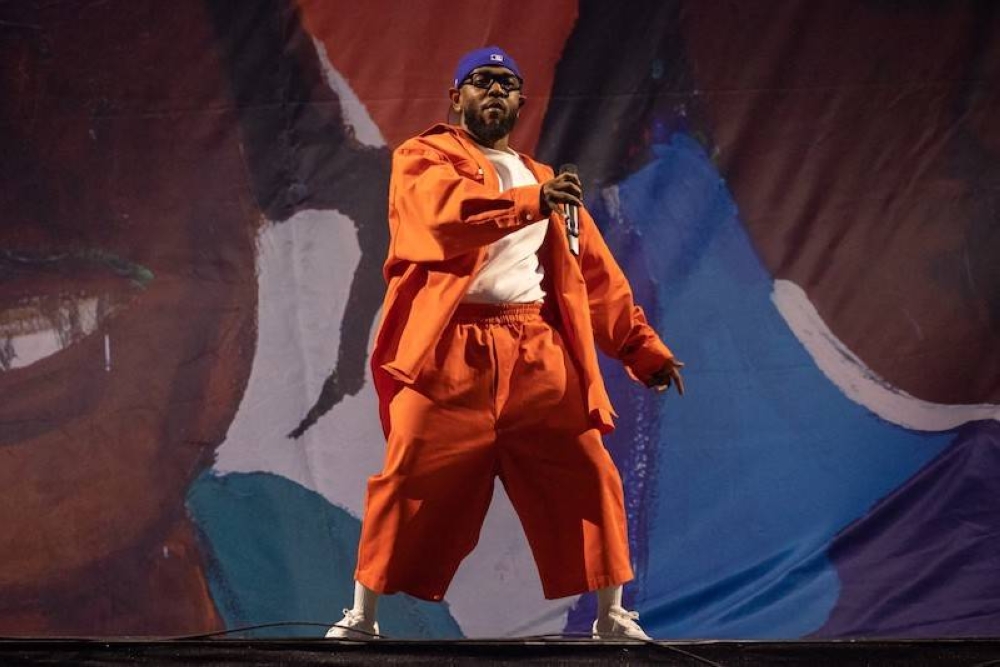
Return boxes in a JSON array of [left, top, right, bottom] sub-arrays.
[[453, 46, 523, 88]]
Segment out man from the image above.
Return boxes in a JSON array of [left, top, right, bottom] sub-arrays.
[[327, 46, 684, 640]]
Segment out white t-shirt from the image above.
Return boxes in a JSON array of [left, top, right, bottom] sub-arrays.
[[462, 146, 548, 304]]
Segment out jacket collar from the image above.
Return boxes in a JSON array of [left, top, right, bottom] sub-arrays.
[[417, 123, 544, 177]]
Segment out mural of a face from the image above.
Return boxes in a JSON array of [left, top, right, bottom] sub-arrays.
[[4, 0, 995, 641], [0, 0, 579, 637], [0, 0, 258, 632]]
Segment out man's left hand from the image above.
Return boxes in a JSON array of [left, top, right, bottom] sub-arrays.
[[647, 360, 685, 395]]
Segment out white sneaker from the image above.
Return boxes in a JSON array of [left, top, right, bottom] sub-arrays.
[[592, 605, 652, 640], [325, 608, 380, 639]]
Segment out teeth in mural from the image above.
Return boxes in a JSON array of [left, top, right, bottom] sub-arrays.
[[1, 295, 108, 370], [0, 249, 153, 371]]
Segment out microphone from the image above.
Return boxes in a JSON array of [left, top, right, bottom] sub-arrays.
[[559, 163, 580, 256]]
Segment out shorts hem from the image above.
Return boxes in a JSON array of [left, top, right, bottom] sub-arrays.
[[540, 567, 635, 600], [355, 568, 448, 602]]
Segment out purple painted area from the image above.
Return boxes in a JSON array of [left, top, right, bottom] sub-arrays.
[[816, 420, 1000, 638]]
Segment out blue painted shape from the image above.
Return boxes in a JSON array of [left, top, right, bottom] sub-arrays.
[[579, 132, 954, 638], [186, 471, 463, 639]]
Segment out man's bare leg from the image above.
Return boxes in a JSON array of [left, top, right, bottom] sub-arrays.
[[326, 581, 380, 638]]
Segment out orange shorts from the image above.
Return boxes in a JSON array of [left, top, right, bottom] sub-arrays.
[[355, 302, 633, 601]]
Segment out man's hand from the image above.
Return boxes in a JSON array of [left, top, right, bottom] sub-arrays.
[[647, 360, 685, 395], [540, 172, 583, 216]]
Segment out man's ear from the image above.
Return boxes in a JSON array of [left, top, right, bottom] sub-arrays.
[[448, 87, 461, 113]]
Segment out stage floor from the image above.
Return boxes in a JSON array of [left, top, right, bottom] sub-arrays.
[[3, 638, 1000, 666]]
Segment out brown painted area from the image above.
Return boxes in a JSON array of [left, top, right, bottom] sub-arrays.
[[295, 0, 579, 152], [680, 1, 1000, 403], [0, 519, 220, 636], [0, 0, 260, 634]]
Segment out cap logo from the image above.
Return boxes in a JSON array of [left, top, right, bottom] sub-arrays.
[[454, 47, 521, 88]]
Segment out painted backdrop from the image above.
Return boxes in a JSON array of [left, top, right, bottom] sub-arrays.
[[1, 0, 998, 639]]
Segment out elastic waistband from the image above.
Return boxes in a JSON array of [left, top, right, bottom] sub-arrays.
[[452, 301, 553, 325]]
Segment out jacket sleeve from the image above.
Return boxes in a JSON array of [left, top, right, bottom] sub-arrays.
[[389, 145, 545, 263], [577, 206, 675, 384]]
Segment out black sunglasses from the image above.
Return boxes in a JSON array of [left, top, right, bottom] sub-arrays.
[[461, 71, 522, 93]]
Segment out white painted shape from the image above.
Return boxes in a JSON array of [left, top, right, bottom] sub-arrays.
[[77, 297, 99, 334], [311, 37, 386, 149], [214, 211, 384, 514], [772, 278, 999, 430], [8, 329, 63, 369]]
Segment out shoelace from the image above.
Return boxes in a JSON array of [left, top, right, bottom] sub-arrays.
[[618, 610, 641, 626], [605, 608, 647, 635], [339, 609, 370, 626]]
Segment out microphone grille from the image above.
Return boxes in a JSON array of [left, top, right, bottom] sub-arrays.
[[559, 163, 578, 176]]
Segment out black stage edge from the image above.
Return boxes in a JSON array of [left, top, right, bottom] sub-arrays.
[[3, 639, 1000, 666]]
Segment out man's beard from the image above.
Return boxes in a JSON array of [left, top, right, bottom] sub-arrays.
[[464, 105, 518, 145]]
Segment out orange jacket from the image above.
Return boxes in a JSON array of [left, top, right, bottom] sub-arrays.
[[371, 124, 674, 434]]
